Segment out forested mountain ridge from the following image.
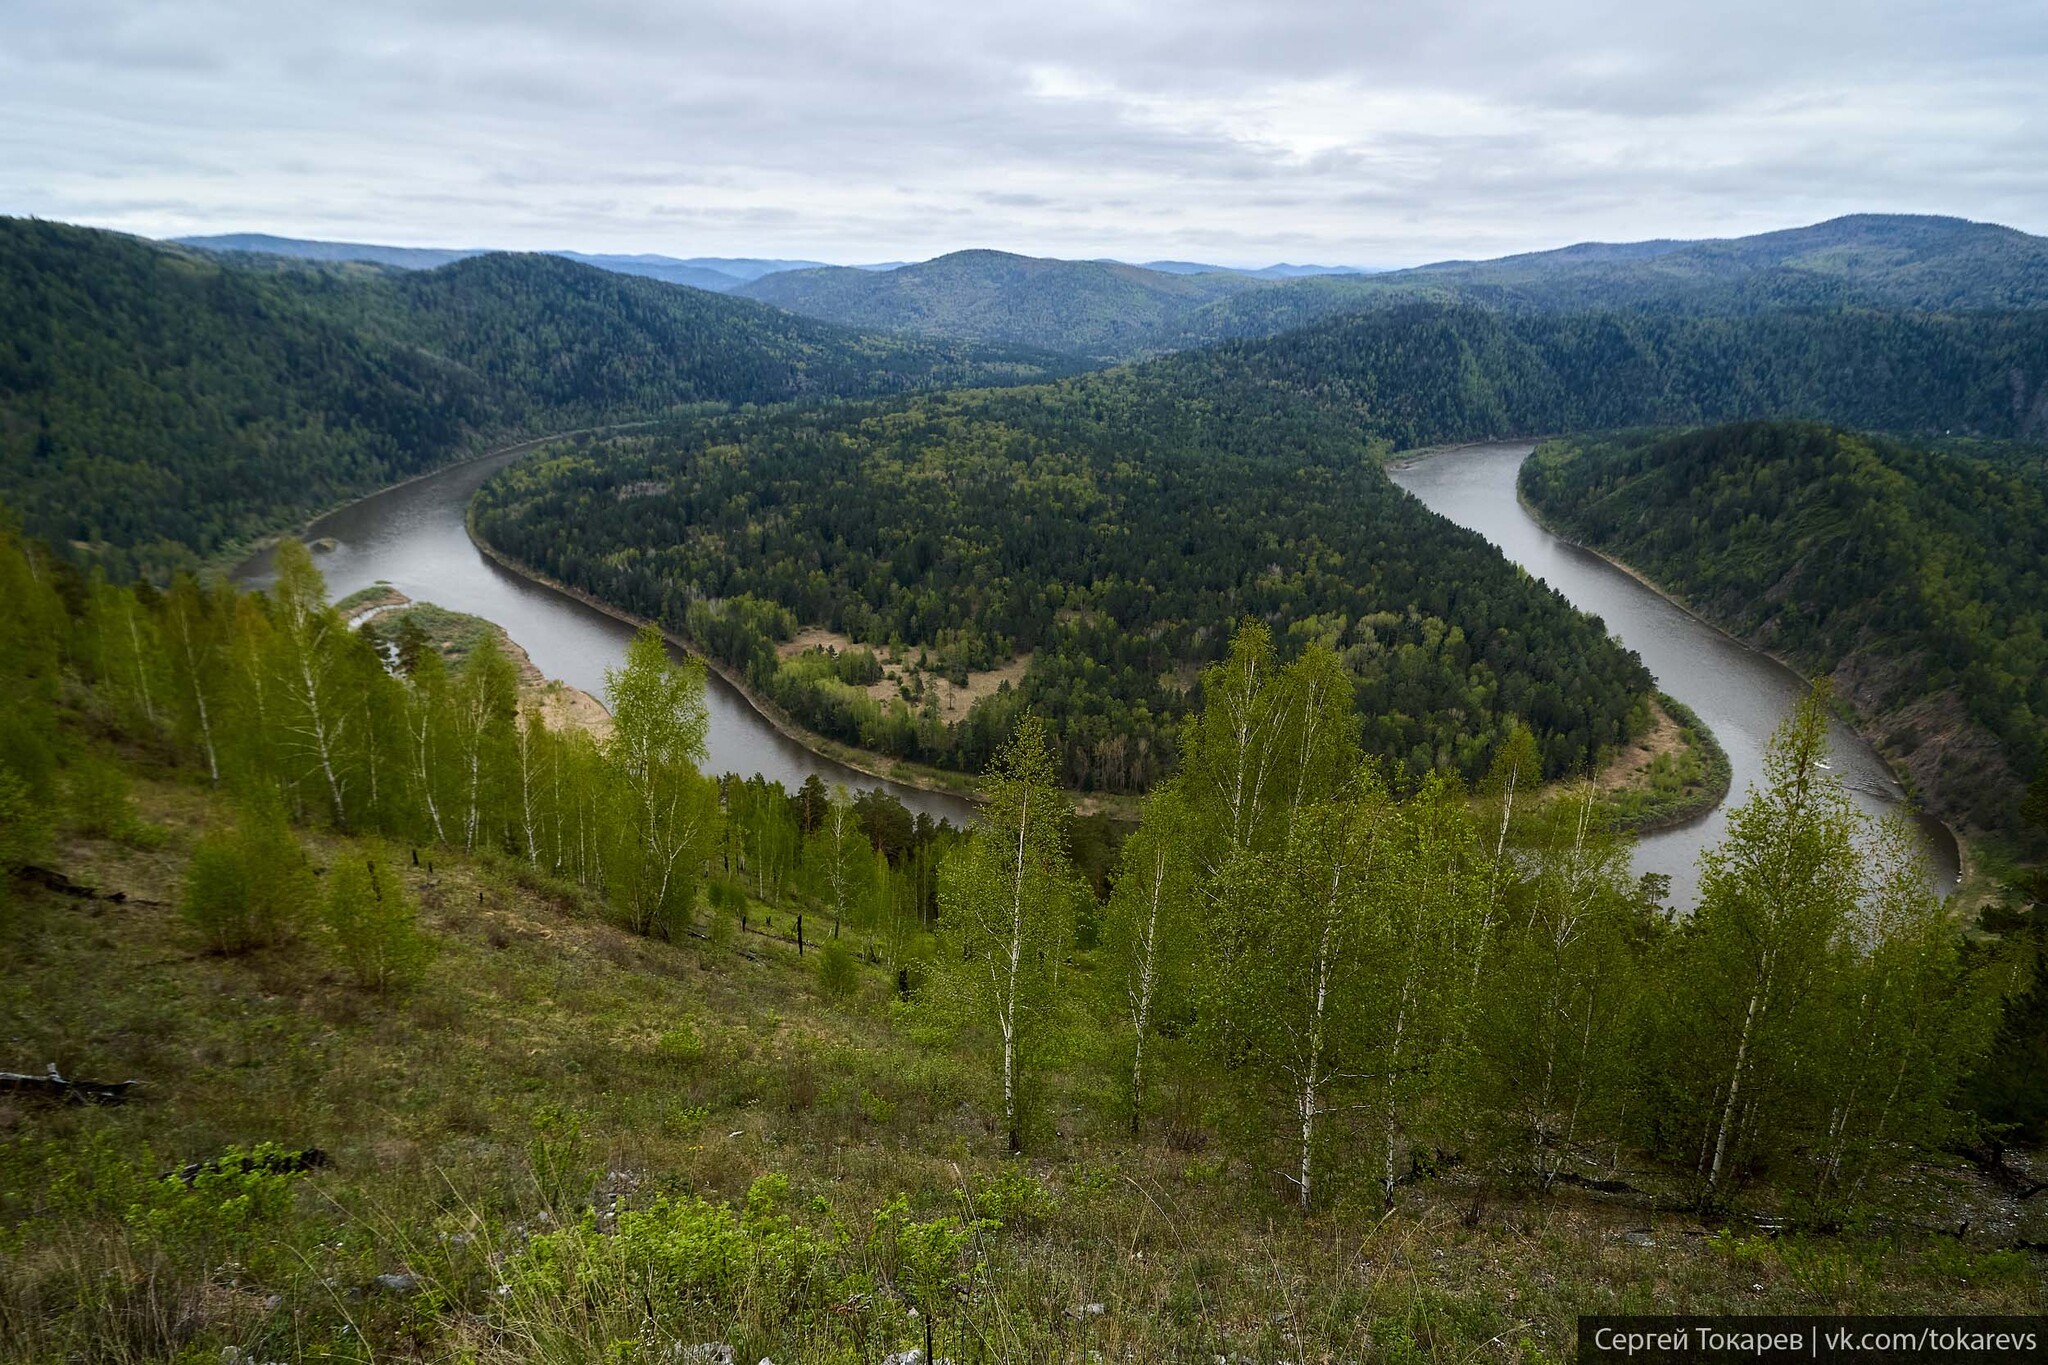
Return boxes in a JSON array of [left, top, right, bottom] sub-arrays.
[[1152, 214, 2048, 352], [0, 218, 1079, 576], [729, 215, 2048, 358], [733, 249, 1264, 358], [1156, 302, 2048, 443], [1521, 421, 2048, 840]]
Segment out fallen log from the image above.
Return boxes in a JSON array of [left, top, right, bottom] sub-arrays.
[[0, 1064, 139, 1105]]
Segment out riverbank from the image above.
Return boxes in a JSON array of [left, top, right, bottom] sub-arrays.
[[218, 421, 669, 577], [1595, 692, 1734, 834], [1511, 456, 1980, 900], [462, 507, 1021, 813]]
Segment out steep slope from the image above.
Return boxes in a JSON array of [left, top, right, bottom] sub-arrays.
[[1521, 422, 2048, 840], [734, 249, 1262, 357], [1156, 302, 2048, 444], [0, 219, 1080, 574]]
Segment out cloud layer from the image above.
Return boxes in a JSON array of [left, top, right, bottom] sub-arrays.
[[5, 0, 2042, 265]]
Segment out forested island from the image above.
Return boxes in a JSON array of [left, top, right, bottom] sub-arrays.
[[1522, 421, 2048, 844]]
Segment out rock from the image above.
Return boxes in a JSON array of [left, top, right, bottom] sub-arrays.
[[371, 1272, 424, 1295], [1617, 1229, 1656, 1248], [1066, 1301, 1106, 1320], [675, 1346, 734, 1365]]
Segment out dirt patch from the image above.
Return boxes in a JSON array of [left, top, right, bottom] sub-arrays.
[[777, 626, 860, 659], [1596, 697, 1686, 794], [358, 600, 612, 741], [777, 627, 1030, 724], [924, 653, 1031, 723]]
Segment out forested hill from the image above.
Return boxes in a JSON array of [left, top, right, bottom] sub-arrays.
[[473, 297, 2048, 796], [1521, 421, 2048, 841], [475, 367, 1658, 796], [734, 250, 1262, 358], [1155, 302, 2048, 444], [0, 219, 1078, 576]]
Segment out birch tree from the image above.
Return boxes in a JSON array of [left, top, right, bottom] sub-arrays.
[[267, 541, 356, 827], [1470, 782, 1645, 1187], [936, 718, 1075, 1154], [1205, 790, 1389, 1210], [1101, 783, 1198, 1134], [1651, 686, 1862, 1209], [604, 627, 717, 940], [163, 574, 233, 784], [447, 633, 519, 852]]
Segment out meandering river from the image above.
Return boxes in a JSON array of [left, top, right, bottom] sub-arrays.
[[1390, 441, 1960, 907], [237, 435, 1959, 905], [233, 442, 977, 824]]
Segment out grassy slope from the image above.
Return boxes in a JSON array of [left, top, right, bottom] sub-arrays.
[[4, 759, 2042, 1363]]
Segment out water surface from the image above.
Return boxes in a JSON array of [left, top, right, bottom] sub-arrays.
[[1389, 442, 1959, 907], [234, 446, 976, 823]]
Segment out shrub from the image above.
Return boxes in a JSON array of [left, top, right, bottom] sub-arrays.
[[817, 939, 860, 1001], [320, 842, 431, 990], [179, 805, 314, 952], [64, 756, 160, 844]]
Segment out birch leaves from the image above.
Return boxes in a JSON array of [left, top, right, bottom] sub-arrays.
[[937, 719, 1078, 1155]]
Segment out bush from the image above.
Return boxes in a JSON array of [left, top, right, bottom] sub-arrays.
[[817, 939, 860, 1001], [179, 805, 314, 952], [64, 756, 160, 845], [320, 842, 431, 990]]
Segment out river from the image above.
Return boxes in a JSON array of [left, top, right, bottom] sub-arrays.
[[235, 437, 1961, 903], [232, 443, 977, 824], [1389, 441, 1961, 907]]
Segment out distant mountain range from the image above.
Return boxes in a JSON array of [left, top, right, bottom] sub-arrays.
[[171, 234, 838, 292], [725, 216, 2048, 358], [150, 213, 2048, 362]]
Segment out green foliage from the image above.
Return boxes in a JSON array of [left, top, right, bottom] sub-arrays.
[[128, 1144, 306, 1279], [817, 939, 860, 1001], [475, 369, 1657, 793], [1525, 421, 2048, 839], [0, 218, 1079, 576], [503, 1175, 829, 1340], [178, 804, 315, 952], [319, 841, 432, 990], [64, 755, 145, 841]]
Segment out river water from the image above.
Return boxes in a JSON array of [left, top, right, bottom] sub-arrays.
[[232, 444, 977, 824], [1389, 441, 1960, 907], [235, 437, 1960, 903]]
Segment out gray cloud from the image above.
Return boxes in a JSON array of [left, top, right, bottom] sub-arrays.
[[2, 0, 2041, 265]]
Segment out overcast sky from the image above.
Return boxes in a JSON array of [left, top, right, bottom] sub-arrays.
[[5, 0, 2043, 268]]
